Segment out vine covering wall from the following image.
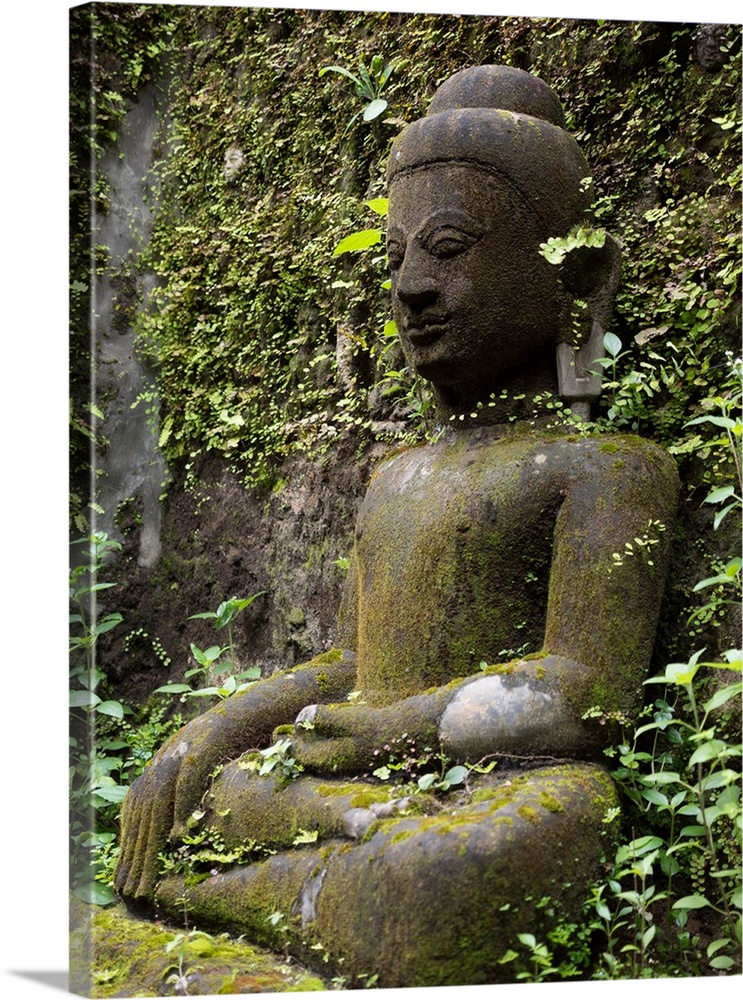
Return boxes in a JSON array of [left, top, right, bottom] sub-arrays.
[[70, 5, 741, 697]]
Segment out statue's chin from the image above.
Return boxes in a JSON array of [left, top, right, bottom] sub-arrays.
[[403, 341, 468, 385]]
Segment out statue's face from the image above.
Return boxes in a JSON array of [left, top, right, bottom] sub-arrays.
[[387, 166, 564, 394]]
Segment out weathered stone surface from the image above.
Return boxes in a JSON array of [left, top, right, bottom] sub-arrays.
[[152, 764, 619, 988]]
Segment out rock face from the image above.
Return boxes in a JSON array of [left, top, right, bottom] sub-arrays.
[[114, 65, 681, 986]]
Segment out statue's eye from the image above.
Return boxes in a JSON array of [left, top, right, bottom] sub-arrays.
[[387, 242, 405, 270], [426, 229, 479, 259]]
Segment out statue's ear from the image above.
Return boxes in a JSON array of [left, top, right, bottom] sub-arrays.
[[559, 233, 622, 307], [556, 234, 622, 419]]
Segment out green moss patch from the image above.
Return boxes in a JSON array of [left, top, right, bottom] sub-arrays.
[[69, 897, 328, 998]]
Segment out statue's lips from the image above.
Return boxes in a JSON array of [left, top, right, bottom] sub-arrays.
[[405, 320, 450, 346]]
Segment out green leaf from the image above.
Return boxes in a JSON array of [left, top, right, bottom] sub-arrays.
[[93, 613, 124, 637], [363, 98, 388, 122], [417, 773, 437, 790], [154, 683, 192, 694], [94, 785, 128, 804], [703, 484, 735, 505], [641, 788, 669, 807], [709, 955, 735, 970], [333, 229, 383, 256], [498, 949, 519, 964], [699, 769, 739, 792], [260, 738, 292, 758], [688, 739, 729, 767], [70, 690, 101, 708], [685, 415, 736, 430], [714, 502, 738, 529], [615, 836, 663, 864], [190, 643, 224, 665], [96, 700, 125, 720], [603, 331, 622, 357], [708, 939, 733, 959], [641, 771, 681, 784], [73, 881, 117, 907], [673, 895, 710, 910], [319, 64, 361, 86], [236, 666, 261, 681], [704, 683, 742, 713], [443, 765, 468, 786], [293, 829, 319, 845], [365, 197, 389, 217]]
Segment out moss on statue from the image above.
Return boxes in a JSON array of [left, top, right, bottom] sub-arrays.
[[350, 427, 677, 717], [69, 897, 327, 998], [147, 764, 619, 986]]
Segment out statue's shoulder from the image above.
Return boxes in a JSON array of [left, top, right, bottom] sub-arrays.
[[559, 432, 678, 477], [367, 428, 678, 492], [549, 433, 680, 518]]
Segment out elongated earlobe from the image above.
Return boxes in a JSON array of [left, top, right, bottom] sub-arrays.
[[557, 234, 622, 418], [556, 320, 605, 420]]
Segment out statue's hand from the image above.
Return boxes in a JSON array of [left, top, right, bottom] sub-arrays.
[[115, 708, 219, 902], [287, 690, 449, 776], [115, 654, 357, 903], [286, 655, 603, 778]]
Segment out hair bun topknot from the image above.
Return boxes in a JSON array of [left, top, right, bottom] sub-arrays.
[[427, 64, 566, 127]]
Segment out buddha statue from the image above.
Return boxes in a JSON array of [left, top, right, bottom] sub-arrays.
[[115, 66, 679, 987]]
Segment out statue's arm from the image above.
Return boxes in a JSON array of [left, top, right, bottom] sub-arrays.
[[442, 438, 680, 761], [543, 437, 680, 719]]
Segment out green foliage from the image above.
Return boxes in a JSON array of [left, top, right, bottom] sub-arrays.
[[158, 824, 274, 886], [155, 594, 264, 701], [255, 738, 304, 781], [368, 735, 470, 793], [319, 53, 395, 130], [538, 223, 607, 265], [584, 643, 742, 978], [69, 533, 128, 904], [70, 533, 200, 905]]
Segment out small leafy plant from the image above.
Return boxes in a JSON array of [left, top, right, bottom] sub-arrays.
[[155, 594, 264, 701], [538, 222, 607, 266], [319, 54, 394, 130], [70, 532, 129, 905], [255, 738, 304, 781], [369, 736, 470, 793]]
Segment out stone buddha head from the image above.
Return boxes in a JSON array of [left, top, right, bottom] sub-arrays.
[[386, 65, 621, 418]]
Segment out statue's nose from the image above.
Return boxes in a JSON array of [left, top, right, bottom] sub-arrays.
[[396, 274, 438, 309]]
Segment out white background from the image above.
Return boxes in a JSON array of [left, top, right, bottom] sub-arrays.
[[1, 1, 739, 998]]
